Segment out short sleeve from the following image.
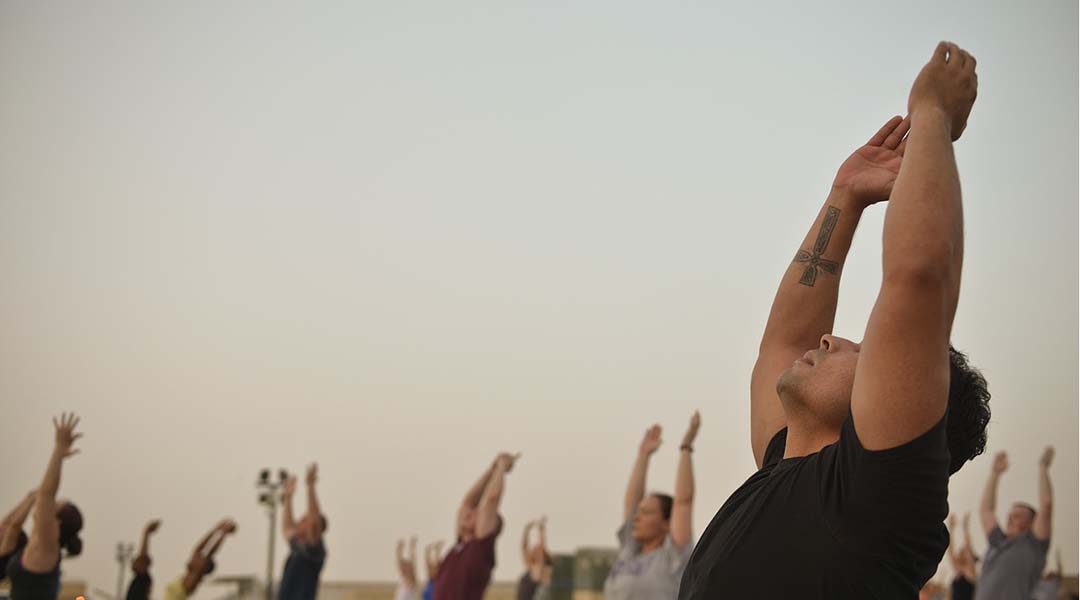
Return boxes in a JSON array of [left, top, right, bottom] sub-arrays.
[[474, 529, 499, 567], [661, 533, 693, 576], [762, 428, 788, 468], [825, 411, 950, 573], [987, 526, 1006, 547], [1026, 532, 1051, 554], [126, 573, 152, 600], [616, 517, 641, 558]]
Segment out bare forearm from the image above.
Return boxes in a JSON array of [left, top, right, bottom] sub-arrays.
[[623, 453, 650, 519], [464, 463, 495, 508], [674, 449, 694, 506], [760, 190, 864, 352], [306, 485, 321, 519], [980, 472, 1001, 533], [38, 448, 66, 502], [0, 498, 33, 554], [138, 530, 151, 558], [881, 109, 963, 294], [204, 530, 227, 558], [1039, 466, 1053, 510], [282, 494, 296, 534], [1, 494, 33, 530], [480, 464, 507, 509]]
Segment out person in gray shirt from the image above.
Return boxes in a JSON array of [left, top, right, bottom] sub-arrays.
[[975, 447, 1054, 600], [605, 412, 700, 600]]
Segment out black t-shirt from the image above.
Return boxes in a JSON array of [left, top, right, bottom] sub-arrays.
[[516, 572, 540, 600], [278, 538, 326, 600], [126, 572, 152, 600], [679, 412, 950, 599], [6, 548, 61, 600], [951, 576, 975, 600]]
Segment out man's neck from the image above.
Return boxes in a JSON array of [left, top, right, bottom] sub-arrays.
[[782, 420, 841, 460], [639, 536, 665, 554]]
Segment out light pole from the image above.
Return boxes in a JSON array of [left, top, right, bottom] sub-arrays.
[[114, 541, 134, 600], [257, 468, 287, 600]]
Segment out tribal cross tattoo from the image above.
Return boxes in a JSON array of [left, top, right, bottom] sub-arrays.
[[794, 206, 841, 286]]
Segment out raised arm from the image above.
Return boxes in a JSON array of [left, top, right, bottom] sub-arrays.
[[424, 542, 438, 581], [184, 519, 236, 592], [521, 520, 535, 568], [537, 516, 547, 552], [751, 117, 909, 466], [671, 412, 700, 549], [281, 476, 298, 540], [204, 519, 236, 559], [475, 453, 518, 539], [396, 537, 418, 588], [457, 461, 496, 533], [0, 491, 35, 556], [304, 464, 324, 536], [132, 519, 161, 574], [851, 42, 977, 450], [1033, 446, 1053, 541], [24, 413, 82, 572], [625, 426, 661, 521], [980, 452, 1006, 536]]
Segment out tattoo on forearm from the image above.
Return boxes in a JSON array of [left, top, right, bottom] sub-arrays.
[[794, 206, 841, 286]]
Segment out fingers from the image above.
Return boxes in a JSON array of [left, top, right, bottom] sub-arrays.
[[883, 117, 910, 150], [946, 42, 962, 66], [868, 116, 904, 146], [933, 41, 949, 63]]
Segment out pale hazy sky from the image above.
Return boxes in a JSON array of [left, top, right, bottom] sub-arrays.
[[0, 0, 1076, 594]]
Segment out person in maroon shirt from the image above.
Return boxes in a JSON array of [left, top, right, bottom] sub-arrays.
[[433, 452, 520, 600]]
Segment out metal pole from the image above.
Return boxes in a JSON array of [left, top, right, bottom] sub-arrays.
[[267, 496, 277, 600], [115, 548, 124, 600], [115, 542, 132, 600]]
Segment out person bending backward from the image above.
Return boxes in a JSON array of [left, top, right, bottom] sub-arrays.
[[0, 491, 36, 580], [517, 517, 552, 600], [975, 448, 1054, 600], [7, 414, 85, 600], [946, 513, 978, 600], [605, 411, 700, 600], [279, 463, 328, 600], [164, 519, 237, 600], [422, 540, 445, 600], [678, 42, 992, 599], [126, 519, 162, 600], [433, 452, 520, 600], [395, 537, 421, 600]]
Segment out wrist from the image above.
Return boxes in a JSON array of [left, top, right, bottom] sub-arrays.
[[825, 185, 868, 212], [680, 444, 693, 452], [909, 104, 951, 135]]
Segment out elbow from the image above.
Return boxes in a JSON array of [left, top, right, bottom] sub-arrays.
[[480, 495, 501, 511], [882, 260, 954, 293]]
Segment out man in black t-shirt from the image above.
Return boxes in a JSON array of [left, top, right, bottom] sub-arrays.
[[279, 463, 328, 600], [679, 42, 991, 599]]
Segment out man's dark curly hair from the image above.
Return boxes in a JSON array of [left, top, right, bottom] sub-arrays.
[[946, 346, 991, 475]]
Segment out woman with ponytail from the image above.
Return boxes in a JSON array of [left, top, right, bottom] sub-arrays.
[[6, 413, 84, 599]]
